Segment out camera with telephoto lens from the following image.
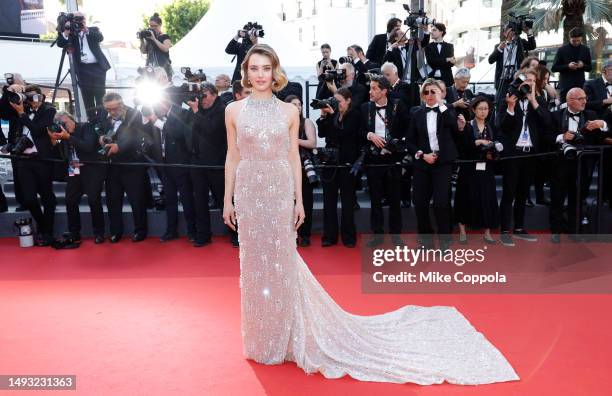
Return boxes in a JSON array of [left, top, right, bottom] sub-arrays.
[[314, 147, 339, 165], [310, 96, 339, 113], [338, 56, 353, 65], [479, 140, 504, 160], [322, 69, 346, 82], [179, 82, 204, 104], [301, 152, 320, 185], [506, 12, 534, 34], [5, 90, 26, 105], [506, 73, 531, 100], [8, 135, 34, 155], [402, 4, 435, 38], [239, 22, 265, 38], [561, 129, 586, 160], [137, 29, 153, 39], [369, 137, 405, 156], [56, 12, 85, 36]]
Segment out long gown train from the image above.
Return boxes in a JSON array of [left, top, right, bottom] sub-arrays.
[[233, 95, 519, 385]]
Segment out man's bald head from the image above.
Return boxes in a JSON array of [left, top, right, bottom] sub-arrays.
[[566, 88, 587, 112]]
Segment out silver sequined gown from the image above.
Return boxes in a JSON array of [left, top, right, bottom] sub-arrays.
[[233, 95, 519, 385]]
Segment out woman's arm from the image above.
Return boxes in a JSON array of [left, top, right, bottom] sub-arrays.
[[299, 119, 317, 149], [287, 105, 302, 205], [222, 102, 241, 230], [152, 35, 172, 53]]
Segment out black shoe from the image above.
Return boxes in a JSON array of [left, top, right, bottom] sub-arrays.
[[193, 237, 212, 247], [62, 232, 81, 243], [321, 239, 336, 247], [500, 232, 515, 247], [132, 233, 147, 243], [400, 200, 411, 209], [551, 234, 561, 244], [366, 235, 384, 248], [187, 233, 196, 243], [110, 234, 122, 243], [513, 229, 537, 242], [14, 205, 27, 212], [231, 237, 240, 247], [298, 237, 310, 247], [35, 234, 55, 247], [94, 235, 105, 244], [525, 199, 535, 207], [160, 232, 178, 242]]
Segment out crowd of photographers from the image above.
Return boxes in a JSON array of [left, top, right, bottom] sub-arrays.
[[1, 11, 612, 250]]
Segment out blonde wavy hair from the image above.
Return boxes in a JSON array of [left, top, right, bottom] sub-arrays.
[[241, 44, 288, 93]]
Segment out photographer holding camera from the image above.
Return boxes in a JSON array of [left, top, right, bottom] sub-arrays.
[[549, 88, 608, 241], [49, 111, 108, 244], [325, 63, 367, 109], [361, 76, 410, 246], [447, 68, 475, 121], [424, 23, 455, 87], [552, 28, 592, 102], [315, 44, 338, 100], [139, 13, 173, 79], [315, 88, 359, 248], [57, 11, 110, 122], [226, 23, 262, 83], [9, 85, 58, 246], [99, 92, 149, 243], [497, 68, 551, 246], [366, 17, 403, 66]]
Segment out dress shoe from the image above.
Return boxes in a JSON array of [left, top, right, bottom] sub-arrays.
[[62, 232, 81, 243], [439, 239, 452, 251], [525, 199, 535, 208], [321, 239, 336, 247], [132, 233, 147, 242], [187, 233, 196, 243], [160, 232, 179, 242], [94, 235, 105, 244], [35, 234, 55, 247], [231, 237, 240, 247], [193, 238, 212, 247], [298, 237, 311, 247], [483, 236, 497, 245], [400, 200, 411, 209], [109, 234, 122, 243]]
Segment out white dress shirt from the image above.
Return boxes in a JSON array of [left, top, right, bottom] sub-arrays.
[[425, 104, 448, 152]]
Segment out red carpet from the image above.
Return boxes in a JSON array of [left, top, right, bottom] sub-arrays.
[[0, 235, 610, 395]]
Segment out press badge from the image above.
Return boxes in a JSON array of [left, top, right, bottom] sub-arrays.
[[476, 162, 486, 171], [80, 53, 89, 62]]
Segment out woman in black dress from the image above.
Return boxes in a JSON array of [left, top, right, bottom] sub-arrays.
[[455, 96, 500, 244]]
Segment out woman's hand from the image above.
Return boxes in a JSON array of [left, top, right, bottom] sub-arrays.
[[457, 114, 466, 131], [294, 201, 305, 231], [223, 202, 237, 231]]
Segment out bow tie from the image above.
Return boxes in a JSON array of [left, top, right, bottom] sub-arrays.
[[606, 82, 612, 87], [376, 105, 386, 110], [426, 107, 440, 113], [569, 112, 582, 119]]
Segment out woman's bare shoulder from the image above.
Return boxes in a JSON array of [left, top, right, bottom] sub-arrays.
[[225, 98, 248, 119]]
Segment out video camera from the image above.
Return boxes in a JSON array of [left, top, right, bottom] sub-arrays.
[[239, 22, 265, 38], [56, 12, 85, 37], [402, 4, 435, 38], [506, 12, 534, 34]]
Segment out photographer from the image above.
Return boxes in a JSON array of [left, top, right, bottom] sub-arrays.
[[226, 23, 261, 83], [406, 79, 460, 250], [215, 74, 233, 104], [9, 85, 58, 246], [139, 13, 173, 79], [99, 92, 149, 243], [143, 95, 196, 243], [186, 82, 238, 247], [366, 17, 403, 66], [231, 80, 251, 102], [549, 88, 608, 241], [447, 68, 475, 121], [552, 28, 592, 102], [315, 88, 359, 248], [50, 111, 108, 244], [488, 22, 536, 102], [325, 63, 367, 109], [361, 76, 410, 246], [0, 73, 27, 211], [348, 45, 379, 86], [497, 68, 551, 246], [286, 95, 316, 247], [424, 23, 455, 87], [315, 43, 338, 100], [57, 11, 110, 122]]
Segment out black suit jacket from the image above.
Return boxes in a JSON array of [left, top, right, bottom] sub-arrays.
[[60, 122, 104, 163], [551, 44, 592, 94], [446, 85, 474, 120], [225, 38, 253, 83], [488, 35, 536, 88], [389, 80, 415, 108], [18, 102, 57, 159], [316, 108, 362, 164], [550, 108, 606, 148], [406, 105, 459, 169], [354, 59, 380, 85], [100, 106, 145, 163], [383, 35, 430, 83], [56, 27, 111, 74], [366, 33, 388, 66], [0, 87, 23, 145], [584, 77, 611, 118], [424, 41, 454, 87], [276, 81, 303, 103], [147, 105, 193, 165], [360, 99, 410, 163], [497, 96, 552, 153], [188, 97, 227, 166]]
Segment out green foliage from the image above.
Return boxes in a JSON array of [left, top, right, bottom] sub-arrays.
[[142, 0, 210, 43]]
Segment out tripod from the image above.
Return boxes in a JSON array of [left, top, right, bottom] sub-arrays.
[[50, 38, 83, 120], [494, 35, 525, 113]]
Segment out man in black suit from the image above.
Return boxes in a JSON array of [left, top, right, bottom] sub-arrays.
[[187, 82, 238, 247], [549, 88, 609, 241], [424, 23, 455, 87], [366, 17, 402, 66], [325, 63, 368, 108], [230, 80, 251, 103], [57, 12, 110, 122], [225, 29, 259, 83], [497, 69, 551, 246], [552, 28, 592, 102], [276, 73, 303, 102], [9, 85, 58, 245], [584, 60, 612, 118], [144, 96, 196, 243], [348, 45, 380, 85], [488, 24, 536, 100], [446, 68, 475, 121], [361, 76, 411, 245], [406, 79, 460, 249], [51, 111, 108, 244], [215, 74, 234, 104], [100, 92, 149, 243]]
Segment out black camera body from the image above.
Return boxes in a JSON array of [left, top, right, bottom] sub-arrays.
[[507, 74, 531, 100], [369, 137, 405, 156], [137, 29, 154, 40], [561, 130, 585, 160], [479, 141, 504, 160], [310, 97, 339, 113], [506, 12, 534, 34], [56, 12, 85, 37], [322, 69, 346, 83], [402, 4, 435, 38], [6, 135, 34, 156], [314, 147, 340, 165], [48, 121, 67, 134], [179, 82, 204, 104], [5, 90, 26, 105]]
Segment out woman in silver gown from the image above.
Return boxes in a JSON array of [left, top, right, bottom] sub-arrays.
[[222, 44, 519, 385]]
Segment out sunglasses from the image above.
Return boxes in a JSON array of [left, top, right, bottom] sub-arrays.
[[422, 90, 437, 96]]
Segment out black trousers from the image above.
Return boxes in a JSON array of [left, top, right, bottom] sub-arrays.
[[10, 158, 25, 207], [106, 165, 148, 236], [160, 167, 196, 235], [65, 164, 107, 236], [17, 159, 56, 235], [191, 168, 237, 241], [321, 167, 356, 244], [413, 163, 453, 236], [500, 155, 534, 232], [77, 63, 107, 122], [366, 162, 402, 234], [300, 168, 314, 239]]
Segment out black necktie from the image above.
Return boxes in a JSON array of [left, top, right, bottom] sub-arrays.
[[426, 107, 440, 113]]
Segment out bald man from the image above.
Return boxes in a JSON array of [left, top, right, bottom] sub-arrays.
[[549, 87, 609, 241]]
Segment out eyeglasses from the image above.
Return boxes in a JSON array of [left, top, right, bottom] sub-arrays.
[[422, 90, 437, 96]]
